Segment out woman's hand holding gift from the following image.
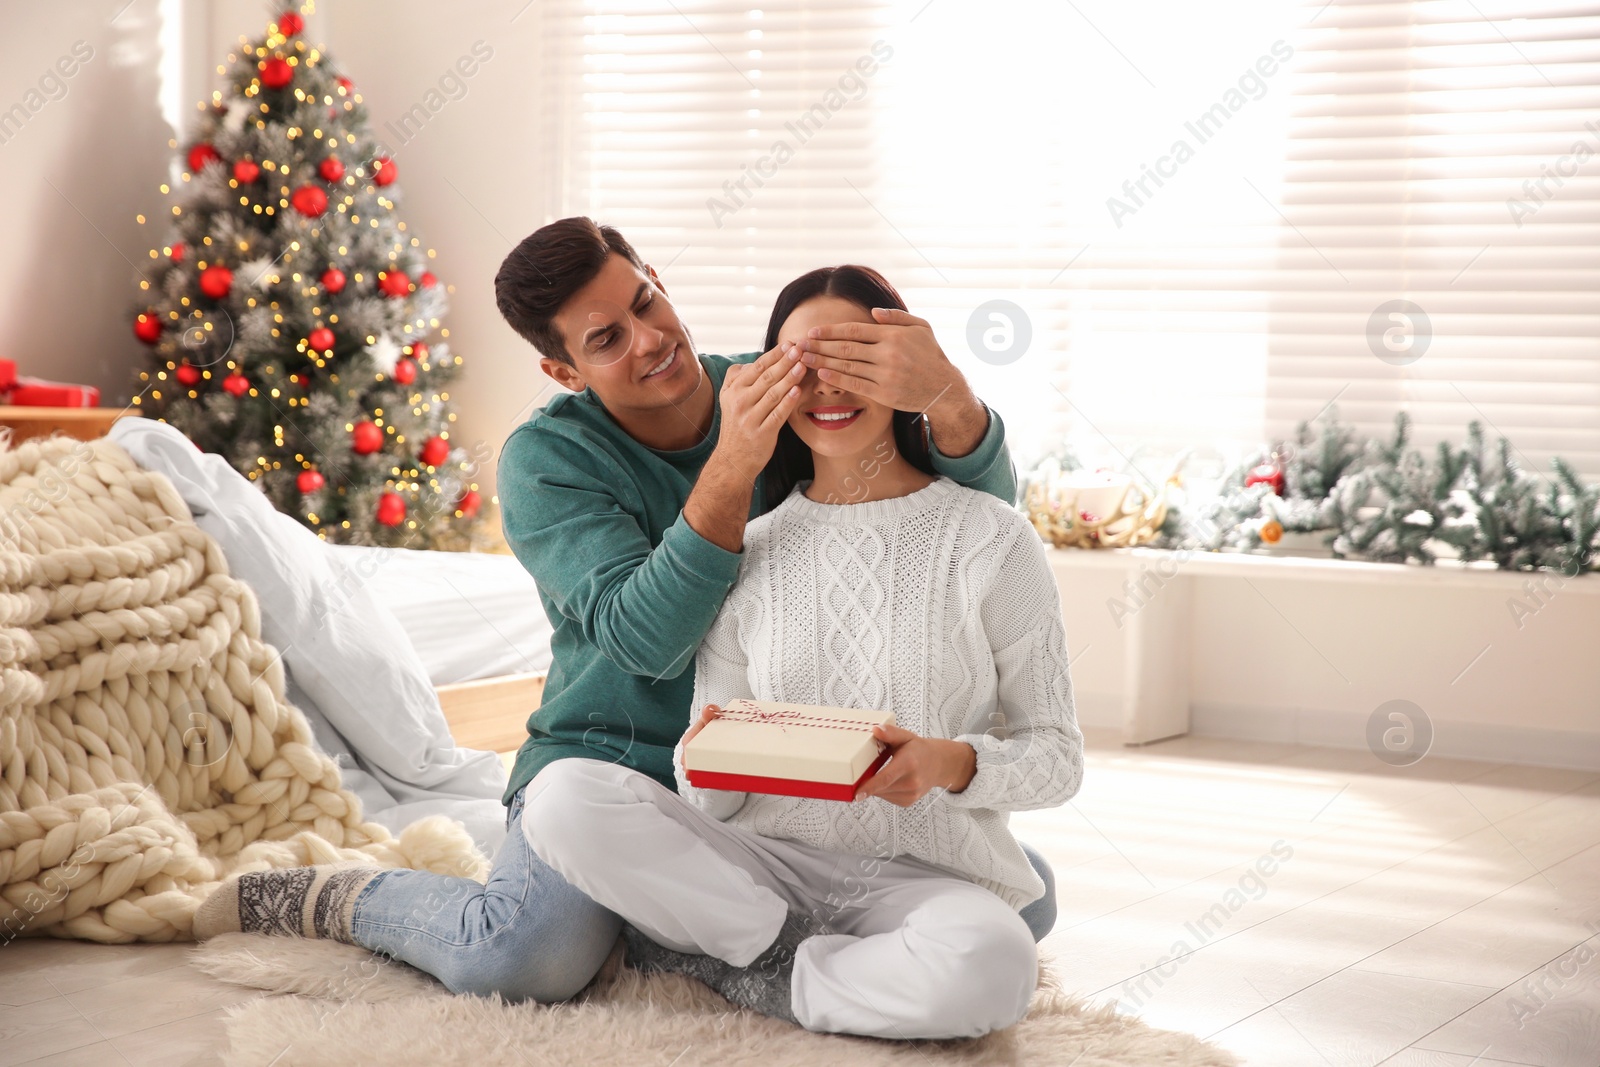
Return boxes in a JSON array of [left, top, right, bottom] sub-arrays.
[[682, 703, 723, 747], [857, 723, 978, 807]]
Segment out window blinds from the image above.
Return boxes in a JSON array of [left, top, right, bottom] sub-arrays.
[[539, 0, 1599, 481]]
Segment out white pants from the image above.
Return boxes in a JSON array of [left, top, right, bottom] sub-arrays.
[[521, 759, 1037, 1040]]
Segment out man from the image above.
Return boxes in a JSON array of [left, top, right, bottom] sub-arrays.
[[195, 217, 1055, 1008]]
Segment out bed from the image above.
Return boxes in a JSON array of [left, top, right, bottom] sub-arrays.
[[337, 543, 551, 753], [104, 417, 552, 854]]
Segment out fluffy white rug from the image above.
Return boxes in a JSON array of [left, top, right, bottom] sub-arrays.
[[192, 935, 1238, 1066]]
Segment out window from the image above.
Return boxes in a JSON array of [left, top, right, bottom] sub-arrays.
[[540, 0, 1600, 482]]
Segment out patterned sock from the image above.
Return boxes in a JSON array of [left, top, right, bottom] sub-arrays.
[[192, 865, 383, 942], [622, 911, 819, 1026]]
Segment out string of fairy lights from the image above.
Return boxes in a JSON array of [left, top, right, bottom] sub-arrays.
[[130, 4, 482, 541]]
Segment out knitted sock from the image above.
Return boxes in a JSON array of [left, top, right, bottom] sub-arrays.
[[622, 911, 818, 1026], [192, 865, 383, 942]]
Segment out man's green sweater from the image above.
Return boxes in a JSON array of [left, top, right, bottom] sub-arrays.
[[496, 352, 1017, 805]]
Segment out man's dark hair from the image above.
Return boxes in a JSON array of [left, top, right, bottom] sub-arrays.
[[494, 217, 648, 365]]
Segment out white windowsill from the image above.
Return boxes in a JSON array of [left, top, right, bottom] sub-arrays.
[[1045, 544, 1600, 595]]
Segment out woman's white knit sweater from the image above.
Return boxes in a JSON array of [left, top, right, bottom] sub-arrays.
[[674, 476, 1084, 909]]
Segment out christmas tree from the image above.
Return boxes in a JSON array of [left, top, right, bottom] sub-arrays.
[[130, 5, 483, 548]]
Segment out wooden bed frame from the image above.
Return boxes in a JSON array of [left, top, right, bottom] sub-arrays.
[[435, 672, 546, 753]]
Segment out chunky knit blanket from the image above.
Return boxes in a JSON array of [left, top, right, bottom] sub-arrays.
[[0, 435, 488, 943]]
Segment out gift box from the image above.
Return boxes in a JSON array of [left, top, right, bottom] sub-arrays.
[[684, 699, 895, 801], [7, 379, 101, 407]]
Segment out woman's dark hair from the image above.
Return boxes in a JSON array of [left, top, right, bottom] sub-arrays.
[[759, 265, 935, 512]]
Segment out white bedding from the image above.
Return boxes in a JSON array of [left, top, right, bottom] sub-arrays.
[[109, 419, 512, 855], [331, 545, 553, 688]]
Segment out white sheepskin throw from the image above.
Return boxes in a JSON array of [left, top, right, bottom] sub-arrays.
[[192, 937, 1239, 1067], [0, 434, 487, 943]]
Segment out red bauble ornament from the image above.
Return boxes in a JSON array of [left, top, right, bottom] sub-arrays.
[[336, 76, 353, 94], [277, 11, 304, 36], [418, 436, 449, 467], [175, 362, 201, 387], [134, 312, 162, 344], [378, 270, 411, 298], [457, 490, 482, 519], [351, 420, 383, 454], [261, 57, 293, 90], [291, 184, 328, 217], [297, 468, 325, 494], [419, 271, 437, 288], [318, 156, 345, 183], [376, 492, 407, 527], [199, 264, 233, 300], [232, 159, 260, 183], [289, 373, 306, 388], [187, 143, 219, 173], [1245, 461, 1285, 496], [410, 342, 429, 362], [320, 267, 346, 293], [392, 357, 417, 385], [222, 373, 250, 398], [308, 326, 335, 353], [371, 156, 397, 186], [169, 242, 186, 262]]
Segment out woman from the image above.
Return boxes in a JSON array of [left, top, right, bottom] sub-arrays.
[[522, 266, 1083, 1040]]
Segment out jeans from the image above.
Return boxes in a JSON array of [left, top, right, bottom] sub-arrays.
[[348, 783, 622, 1002], [348, 781, 1058, 1003]]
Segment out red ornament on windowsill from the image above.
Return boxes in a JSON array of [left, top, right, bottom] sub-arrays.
[[1244, 460, 1285, 496], [351, 420, 383, 455], [376, 492, 407, 527]]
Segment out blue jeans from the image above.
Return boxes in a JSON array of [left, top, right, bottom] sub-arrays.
[[349, 783, 1058, 1003]]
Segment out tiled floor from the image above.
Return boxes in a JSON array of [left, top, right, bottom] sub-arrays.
[[1025, 729, 1600, 1066], [4, 728, 1597, 1066]]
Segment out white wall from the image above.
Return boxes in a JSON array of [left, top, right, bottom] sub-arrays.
[[1054, 552, 1600, 769], [2, 1, 551, 496], [3, 1, 185, 393], [320, 1, 551, 496]]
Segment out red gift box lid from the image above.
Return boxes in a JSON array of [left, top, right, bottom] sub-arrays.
[[9, 380, 101, 408]]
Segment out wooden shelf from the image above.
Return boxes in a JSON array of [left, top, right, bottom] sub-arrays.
[[0, 406, 139, 444]]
